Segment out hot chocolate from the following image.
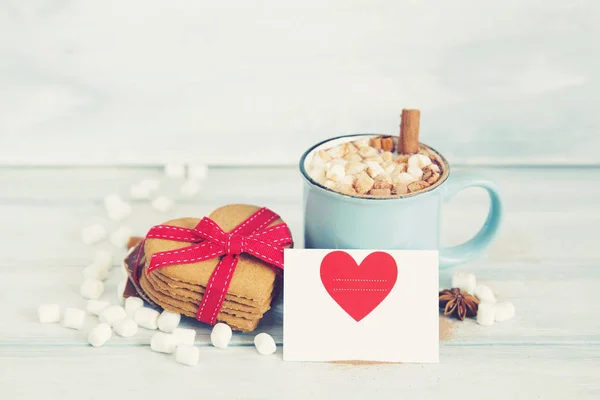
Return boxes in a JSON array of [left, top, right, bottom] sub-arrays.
[[305, 109, 446, 198], [306, 137, 444, 197]]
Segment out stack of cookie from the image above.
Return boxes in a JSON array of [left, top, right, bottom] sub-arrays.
[[124, 204, 289, 332]]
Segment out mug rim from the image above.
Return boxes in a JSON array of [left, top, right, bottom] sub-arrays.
[[299, 133, 451, 202]]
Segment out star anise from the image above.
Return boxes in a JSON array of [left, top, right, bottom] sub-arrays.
[[439, 288, 479, 321]]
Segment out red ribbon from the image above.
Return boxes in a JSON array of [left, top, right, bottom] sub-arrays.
[[136, 207, 292, 325]]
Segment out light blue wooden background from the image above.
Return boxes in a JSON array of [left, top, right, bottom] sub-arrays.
[[0, 0, 597, 166]]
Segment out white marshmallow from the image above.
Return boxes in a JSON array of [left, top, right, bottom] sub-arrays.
[[210, 323, 232, 349], [326, 145, 346, 159], [125, 296, 144, 316], [104, 195, 131, 221], [152, 196, 173, 213], [172, 328, 196, 346], [81, 224, 106, 245], [325, 158, 346, 169], [117, 280, 126, 305], [94, 250, 113, 269], [308, 165, 326, 183], [383, 163, 396, 176], [99, 305, 127, 326], [110, 226, 133, 248], [63, 308, 85, 330], [345, 162, 366, 175], [38, 304, 60, 323], [80, 279, 104, 300], [495, 301, 515, 322], [474, 284, 496, 303], [150, 332, 177, 354], [476, 302, 496, 326], [452, 272, 476, 294], [175, 345, 200, 366], [366, 165, 385, 179], [339, 174, 355, 186], [130, 184, 151, 200], [406, 166, 423, 180], [188, 164, 208, 180], [113, 318, 138, 337], [88, 323, 112, 347], [325, 164, 346, 182], [180, 180, 201, 197], [394, 172, 417, 185], [408, 154, 432, 169], [254, 333, 276, 355], [86, 300, 109, 316], [157, 310, 181, 333], [323, 180, 336, 189], [134, 307, 160, 330], [82, 263, 109, 281], [139, 178, 160, 192], [164, 163, 186, 179]]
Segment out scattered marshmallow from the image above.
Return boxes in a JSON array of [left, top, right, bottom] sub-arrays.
[[164, 163, 186, 179], [86, 300, 109, 316], [158, 310, 181, 333], [63, 308, 85, 330], [188, 164, 208, 180], [110, 226, 133, 248], [210, 323, 232, 349], [125, 296, 144, 317], [152, 196, 173, 213], [474, 284, 496, 303], [104, 194, 123, 210], [99, 305, 127, 326], [82, 263, 109, 281], [113, 318, 138, 337], [105, 195, 132, 222], [172, 328, 196, 346], [94, 250, 113, 269], [117, 280, 126, 305], [130, 184, 151, 200], [452, 272, 476, 294], [175, 345, 200, 366], [254, 333, 276, 355], [81, 224, 106, 245], [80, 279, 104, 300], [150, 332, 177, 354], [38, 304, 60, 323], [88, 323, 112, 347], [139, 178, 160, 192], [495, 301, 515, 322], [134, 307, 160, 330], [180, 180, 201, 197], [476, 302, 496, 326]]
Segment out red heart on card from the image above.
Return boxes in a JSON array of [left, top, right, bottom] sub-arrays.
[[320, 251, 398, 322]]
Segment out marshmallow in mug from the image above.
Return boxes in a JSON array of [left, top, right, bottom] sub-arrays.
[[306, 136, 444, 197]]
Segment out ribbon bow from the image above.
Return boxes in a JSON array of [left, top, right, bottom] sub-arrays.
[[140, 207, 292, 325]]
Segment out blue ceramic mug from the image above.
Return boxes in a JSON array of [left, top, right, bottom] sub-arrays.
[[299, 134, 502, 269]]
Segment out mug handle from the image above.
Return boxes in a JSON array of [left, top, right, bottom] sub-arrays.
[[439, 171, 503, 269]]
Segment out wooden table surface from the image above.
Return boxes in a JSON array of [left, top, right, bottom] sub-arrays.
[[1, 166, 598, 399]]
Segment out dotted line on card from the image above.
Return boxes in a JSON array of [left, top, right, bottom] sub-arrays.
[[332, 288, 389, 291], [333, 279, 388, 282]]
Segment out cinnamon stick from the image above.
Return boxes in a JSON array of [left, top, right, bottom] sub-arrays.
[[398, 109, 420, 154]]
